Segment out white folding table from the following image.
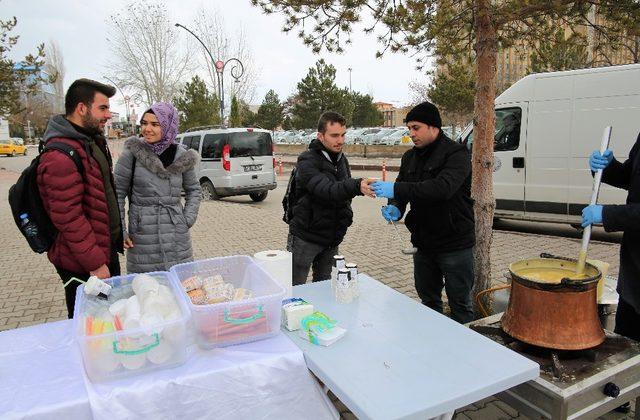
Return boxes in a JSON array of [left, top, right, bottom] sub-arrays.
[[284, 275, 540, 420], [0, 320, 337, 420]]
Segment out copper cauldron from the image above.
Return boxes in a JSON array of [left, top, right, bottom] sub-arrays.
[[501, 255, 605, 350]]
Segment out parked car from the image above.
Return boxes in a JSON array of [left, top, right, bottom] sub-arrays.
[[353, 128, 382, 144], [175, 126, 277, 202], [381, 129, 411, 145], [0, 138, 27, 156]]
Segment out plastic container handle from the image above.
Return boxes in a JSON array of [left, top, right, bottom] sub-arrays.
[[223, 304, 264, 325], [112, 333, 160, 355]]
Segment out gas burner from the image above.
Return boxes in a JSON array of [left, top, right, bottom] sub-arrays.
[[469, 312, 640, 419], [470, 322, 634, 383]]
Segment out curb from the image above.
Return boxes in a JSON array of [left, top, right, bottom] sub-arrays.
[[277, 160, 400, 172]]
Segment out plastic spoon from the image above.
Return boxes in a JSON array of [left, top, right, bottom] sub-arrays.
[[390, 220, 417, 255], [576, 126, 612, 274]]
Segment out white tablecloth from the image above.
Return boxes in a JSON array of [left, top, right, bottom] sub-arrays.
[[0, 320, 338, 420]]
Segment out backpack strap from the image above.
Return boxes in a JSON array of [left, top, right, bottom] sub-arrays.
[[41, 142, 85, 176]]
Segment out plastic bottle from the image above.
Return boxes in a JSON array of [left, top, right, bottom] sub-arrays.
[[335, 268, 353, 304], [19, 213, 48, 252], [345, 263, 359, 299], [331, 255, 345, 292]]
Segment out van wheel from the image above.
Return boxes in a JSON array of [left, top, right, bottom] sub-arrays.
[[23, 149, 27, 156], [200, 180, 219, 201], [10, 151, 15, 157], [249, 191, 268, 202]]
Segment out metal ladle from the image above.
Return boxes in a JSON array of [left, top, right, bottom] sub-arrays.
[[390, 220, 417, 255]]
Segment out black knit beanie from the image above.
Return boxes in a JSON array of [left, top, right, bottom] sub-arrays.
[[404, 101, 442, 128]]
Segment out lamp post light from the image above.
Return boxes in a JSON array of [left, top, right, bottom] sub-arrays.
[[175, 22, 245, 125]]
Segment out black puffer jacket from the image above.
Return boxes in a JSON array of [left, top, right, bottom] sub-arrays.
[[390, 132, 475, 252], [601, 133, 640, 313], [289, 139, 362, 247]]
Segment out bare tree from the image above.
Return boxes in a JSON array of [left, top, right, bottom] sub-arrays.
[[192, 7, 260, 107], [106, 0, 191, 105], [44, 40, 65, 113]]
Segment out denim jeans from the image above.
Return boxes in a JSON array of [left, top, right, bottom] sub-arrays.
[[413, 247, 475, 324], [287, 234, 338, 286]]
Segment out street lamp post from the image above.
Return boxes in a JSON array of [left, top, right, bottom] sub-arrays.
[[175, 22, 245, 125], [348, 68, 352, 93], [103, 75, 130, 136]]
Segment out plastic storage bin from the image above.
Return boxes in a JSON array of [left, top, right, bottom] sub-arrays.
[[170, 255, 285, 349], [73, 271, 190, 382]]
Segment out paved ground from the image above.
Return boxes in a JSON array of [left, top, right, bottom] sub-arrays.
[[0, 144, 635, 419]]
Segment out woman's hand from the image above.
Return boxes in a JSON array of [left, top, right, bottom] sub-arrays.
[[124, 235, 135, 249]]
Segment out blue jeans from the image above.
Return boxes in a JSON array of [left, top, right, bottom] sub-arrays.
[[287, 234, 338, 286], [413, 247, 475, 324]]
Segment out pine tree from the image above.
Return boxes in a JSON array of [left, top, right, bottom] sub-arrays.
[[229, 95, 241, 127], [256, 89, 284, 131], [291, 59, 352, 128], [1, 17, 48, 116], [529, 29, 589, 73], [427, 60, 476, 135], [240, 101, 257, 127], [350, 92, 383, 127], [174, 75, 220, 130]]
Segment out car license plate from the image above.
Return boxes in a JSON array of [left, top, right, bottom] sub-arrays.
[[243, 164, 262, 172]]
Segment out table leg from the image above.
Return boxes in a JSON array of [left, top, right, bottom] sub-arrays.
[[634, 395, 639, 420]]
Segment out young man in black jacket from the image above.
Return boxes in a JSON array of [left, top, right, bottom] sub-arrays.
[[288, 112, 375, 285], [372, 102, 475, 323]]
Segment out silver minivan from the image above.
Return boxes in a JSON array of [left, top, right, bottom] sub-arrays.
[[176, 127, 277, 202]]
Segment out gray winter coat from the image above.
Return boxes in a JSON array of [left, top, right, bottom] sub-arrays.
[[115, 137, 201, 273]]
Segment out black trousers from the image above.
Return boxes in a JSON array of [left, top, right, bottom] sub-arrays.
[[55, 249, 121, 319], [287, 234, 338, 286], [413, 247, 475, 324], [615, 298, 640, 341]]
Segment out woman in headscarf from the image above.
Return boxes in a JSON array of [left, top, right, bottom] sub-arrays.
[[114, 102, 201, 273]]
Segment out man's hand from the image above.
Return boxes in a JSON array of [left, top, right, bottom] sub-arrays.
[[381, 205, 401, 222], [123, 235, 134, 249], [90, 264, 111, 279], [371, 181, 395, 199], [360, 178, 376, 197], [581, 204, 603, 228], [589, 150, 613, 171]]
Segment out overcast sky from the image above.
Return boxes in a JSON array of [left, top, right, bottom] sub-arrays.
[[3, 0, 431, 117]]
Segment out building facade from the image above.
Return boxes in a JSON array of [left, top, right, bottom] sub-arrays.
[[374, 102, 411, 127]]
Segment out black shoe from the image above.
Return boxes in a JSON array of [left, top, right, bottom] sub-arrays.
[[614, 402, 631, 413]]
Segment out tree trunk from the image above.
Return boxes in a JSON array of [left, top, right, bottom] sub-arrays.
[[471, 0, 498, 318]]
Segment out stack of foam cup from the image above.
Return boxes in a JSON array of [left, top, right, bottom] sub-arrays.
[[107, 274, 182, 367]]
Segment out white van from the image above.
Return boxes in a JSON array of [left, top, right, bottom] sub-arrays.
[[460, 63, 640, 225], [176, 127, 277, 202]]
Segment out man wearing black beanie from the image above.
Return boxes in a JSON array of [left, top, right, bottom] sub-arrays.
[[372, 101, 475, 323]]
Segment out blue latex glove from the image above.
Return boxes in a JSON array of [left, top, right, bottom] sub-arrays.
[[371, 181, 395, 199], [589, 150, 613, 171], [581, 204, 603, 228], [381, 205, 401, 222]]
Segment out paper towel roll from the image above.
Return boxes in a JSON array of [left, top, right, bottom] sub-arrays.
[[254, 250, 292, 298]]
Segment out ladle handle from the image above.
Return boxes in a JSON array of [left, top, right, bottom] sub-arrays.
[[578, 126, 612, 271]]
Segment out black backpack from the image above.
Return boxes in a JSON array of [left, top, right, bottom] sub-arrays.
[[8, 142, 85, 253], [282, 166, 298, 224]]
